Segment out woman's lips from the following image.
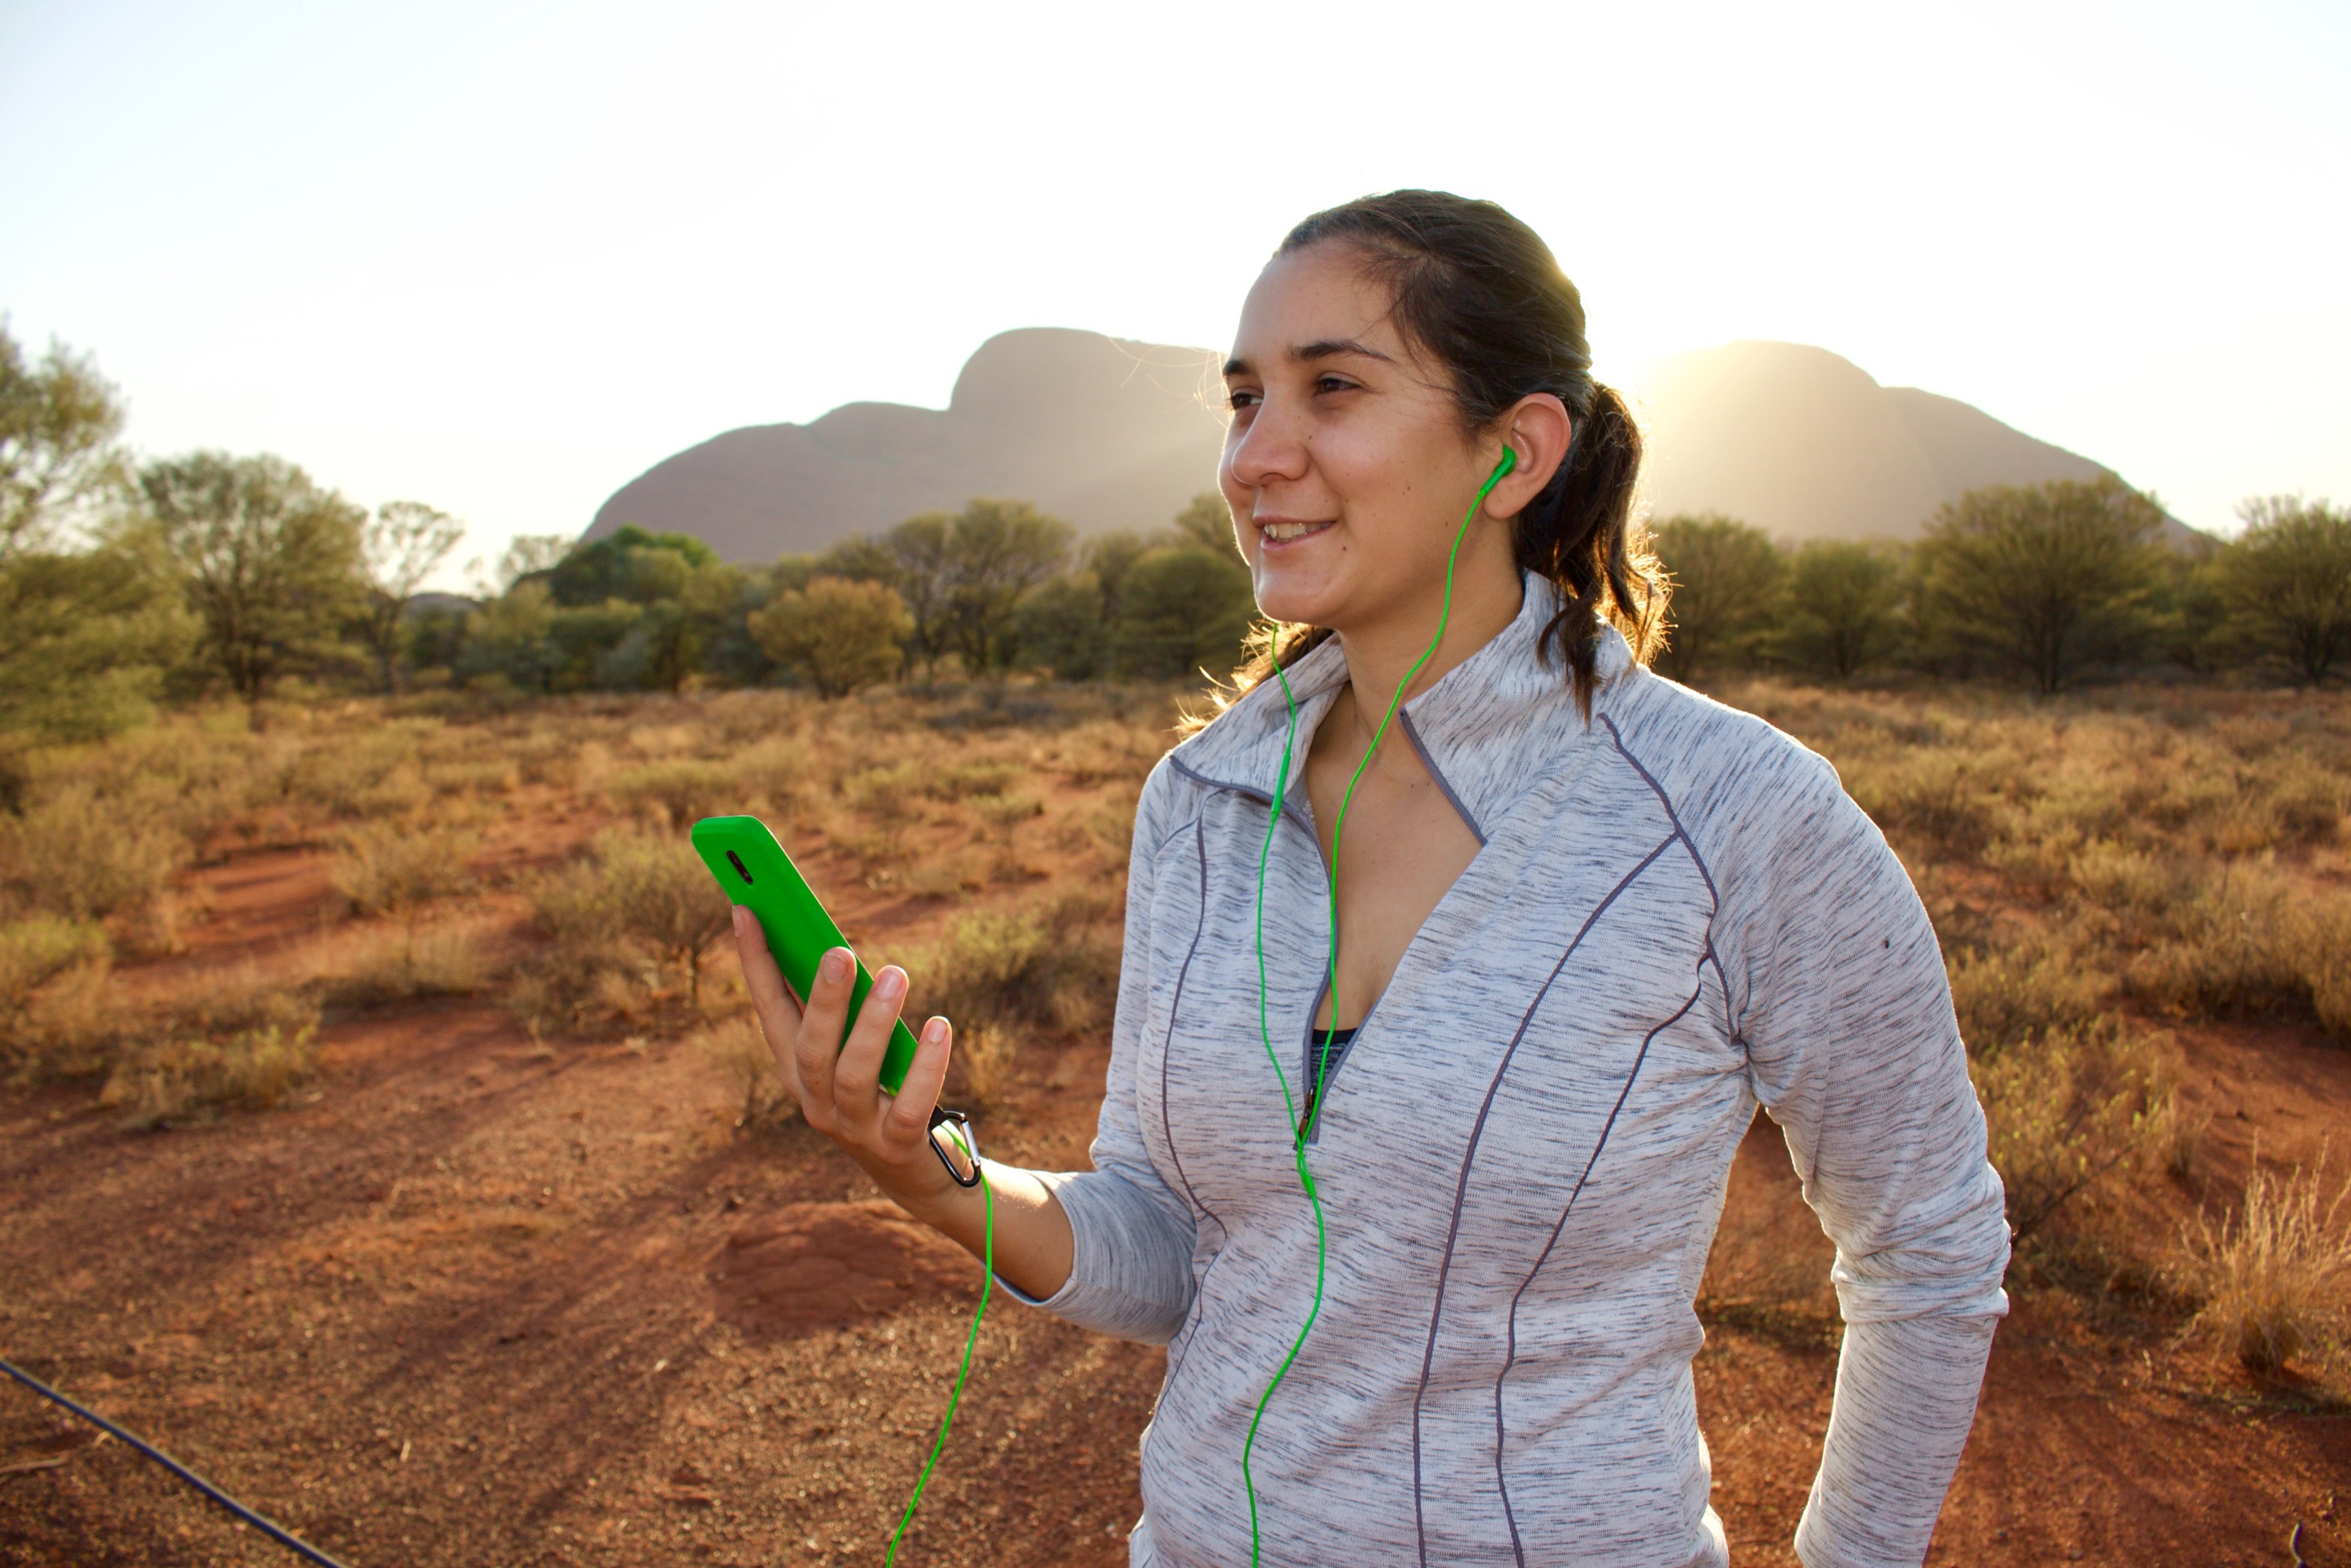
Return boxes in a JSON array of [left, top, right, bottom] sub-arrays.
[[1256, 518, 1335, 546]]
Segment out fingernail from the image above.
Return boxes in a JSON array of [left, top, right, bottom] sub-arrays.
[[821, 949, 849, 981], [922, 1017, 947, 1045], [875, 966, 905, 999]]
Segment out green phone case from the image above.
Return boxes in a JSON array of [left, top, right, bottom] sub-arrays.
[[690, 814, 919, 1095]]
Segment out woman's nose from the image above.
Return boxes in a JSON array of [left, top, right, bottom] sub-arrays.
[[1226, 402, 1311, 491]]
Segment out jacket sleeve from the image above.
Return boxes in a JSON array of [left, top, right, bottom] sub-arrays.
[[994, 757, 1200, 1346], [1712, 747, 2009, 1568]]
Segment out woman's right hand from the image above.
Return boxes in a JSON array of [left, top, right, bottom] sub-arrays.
[[730, 904, 963, 1212]]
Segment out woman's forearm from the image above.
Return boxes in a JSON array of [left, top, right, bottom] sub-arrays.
[[897, 1160, 1076, 1302], [1795, 1313, 1997, 1566]]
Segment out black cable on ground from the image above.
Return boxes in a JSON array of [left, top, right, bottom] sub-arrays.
[[1, 1356, 353, 1568]]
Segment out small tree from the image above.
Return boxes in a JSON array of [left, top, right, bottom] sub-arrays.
[[2215, 496, 2351, 683], [598, 831, 731, 1009], [458, 579, 562, 693], [0, 540, 190, 741], [139, 452, 368, 708], [869, 514, 956, 677], [747, 577, 912, 697], [358, 501, 465, 693], [945, 498, 1074, 674], [1771, 539, 1904, 679], [1113, 545, 1258, 679], [1171, 491, 1237, 554], [480, 533, 571, 596], [1911, 476, 2167, 693], [1, 325, 125, 559], [1652, 512, 1784, 681]]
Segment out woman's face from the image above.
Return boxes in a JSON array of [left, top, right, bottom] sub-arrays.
[[1219, 242, 1501, 632]]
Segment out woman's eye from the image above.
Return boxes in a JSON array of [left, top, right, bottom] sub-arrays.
[[1313, 375, 1357, 395], [1226, 389, 1261, 411]]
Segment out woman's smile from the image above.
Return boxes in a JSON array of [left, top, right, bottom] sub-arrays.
[[1255, 516, 1337, 547]]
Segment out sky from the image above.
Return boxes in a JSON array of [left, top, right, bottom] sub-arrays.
[[2, 0, 2346, 585]]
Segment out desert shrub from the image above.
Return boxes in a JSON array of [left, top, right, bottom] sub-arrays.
[[2126, 873, 2351, 1040], [99, 969, 322, 1128], [329, 822, 478, 916], [1842, 744, 2020, 860], [973, 791, 1041, 876], [284, 724, 434, 820], [600, 831, 730, 1006], [1972, 1020, 2172, 1243], [926, 759, 1022, 800], [1947, 932, 2107, 1052], [918, 892, 1121, 1104], [522, 831, 729, 1024], [422, 758, 520, 797], [721, 735, 807, 817], [2176, 1152, 2351, 1374], [1043, 718, 1168, 788], [699, 1014, 795, 1131], [0, 916, 107, 1012], [8, 953, 121, 1080], [0, 784, 190, 921], [602, 757, 748, 830], [841, 762, 923, 818], [327, 918, 502, 1005]]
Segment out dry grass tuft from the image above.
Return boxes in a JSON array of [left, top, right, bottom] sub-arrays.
[[99, 965, 323, 1128], [698, 1014, 796, 1132], [329, 823, 479, 916], [918, 890, 1122, 1106], [0, 916, 108, 1012], [1971, 1020, 2176, 1244], [0, 784, 190, 922], [519, 829, 730, 1030], [326, 918, 504, 1005], [2176, 1151, 2351, 1375]]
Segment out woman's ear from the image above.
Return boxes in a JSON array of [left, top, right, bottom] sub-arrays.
[[1483, 393, 1574, 520]]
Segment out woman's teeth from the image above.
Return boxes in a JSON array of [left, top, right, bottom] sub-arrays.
[[1261, 520, 1331, 543]]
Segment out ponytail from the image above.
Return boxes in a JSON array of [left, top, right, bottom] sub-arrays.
[[1519, 382, 1663, 715]]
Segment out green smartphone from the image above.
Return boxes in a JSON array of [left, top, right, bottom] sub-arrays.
[[691, 813, 920, 1095]]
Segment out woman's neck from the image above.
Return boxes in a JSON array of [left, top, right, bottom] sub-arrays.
[[1328, 547, 1524, 743]]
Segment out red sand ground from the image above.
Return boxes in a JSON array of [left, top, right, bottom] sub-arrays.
[[4, 836, 2347, 1566]]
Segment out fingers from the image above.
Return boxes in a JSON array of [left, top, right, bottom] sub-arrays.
[[732, 905, 802, 1023], [833, 964, 909, 1120], [882, 1016, 953, 1149], [732, 907, 806, 1099], [795, 946, 857, 1121]]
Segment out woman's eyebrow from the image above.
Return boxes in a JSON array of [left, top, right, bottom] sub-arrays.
[[1293, 337, 1394, 365], [1222, 338, 1396, 379]]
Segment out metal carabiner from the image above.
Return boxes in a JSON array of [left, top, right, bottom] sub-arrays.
[[926, 1106, 984, 1189]]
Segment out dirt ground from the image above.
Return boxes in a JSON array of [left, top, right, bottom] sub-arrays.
[[5, 826, 2349, 1566]]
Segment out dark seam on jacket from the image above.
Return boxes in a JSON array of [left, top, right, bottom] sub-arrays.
[[1599, 712, 1722, 913], [1494, 968, 1706, 1564], [1157, 815, 1220, 1395], [1409, 830, 1681, 1567], [1398, 708, 1487, 846], [1168, 753, 1315, 838]]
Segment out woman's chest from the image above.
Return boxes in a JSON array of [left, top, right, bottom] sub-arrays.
[[1132, 774, 1742, 1239]]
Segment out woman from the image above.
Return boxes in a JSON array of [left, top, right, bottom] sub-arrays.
[[733, 190, 2009, 1567]]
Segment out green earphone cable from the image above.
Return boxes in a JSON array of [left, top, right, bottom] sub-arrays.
[[886, 1121, 992, 1566], [1239, 447, 1516, 1564]]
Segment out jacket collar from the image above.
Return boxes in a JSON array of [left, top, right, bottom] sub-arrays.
[[1167, 575, 1632, 835]]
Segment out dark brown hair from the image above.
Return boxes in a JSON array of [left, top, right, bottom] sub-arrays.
[[1226, 189, 1665, 717]]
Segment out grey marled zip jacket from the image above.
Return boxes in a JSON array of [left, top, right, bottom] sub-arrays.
[[1007, 578, 2009, 1566]]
